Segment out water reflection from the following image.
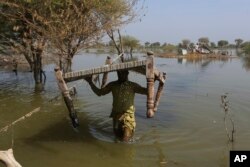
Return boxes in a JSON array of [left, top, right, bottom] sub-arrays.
[[1, 53, 250, 167], [241, 56, 250, 71], [154, 141, 167, 167], [175, 48, 250, 72], [177, 56, 232, 65]]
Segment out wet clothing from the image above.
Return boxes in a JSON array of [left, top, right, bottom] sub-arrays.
[[89, 80, 147, 132]]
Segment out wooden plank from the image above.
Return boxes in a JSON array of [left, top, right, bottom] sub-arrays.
[[64, 60, 147, 82], [146, 51, 155, 118]]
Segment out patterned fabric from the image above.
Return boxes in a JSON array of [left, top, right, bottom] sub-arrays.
[[120, 112, 136, 132], [89, 80, 147, 131]]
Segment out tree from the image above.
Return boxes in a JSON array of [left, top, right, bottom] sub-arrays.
[[161, 43, 167, 47], [198, 37, 209, 46], [0, 1, 47, 84], [241, 42, 250, 70], [107, 29, 124, 60], [45, 0, 140, 72], [151, 42, 161, 47], [241, 42, 250, 48], [145, 41, 150, 47], [182, 39, 190, 49], [218, 40, 229, 48], [1, 0, 140, 77], [235, 38, 243, 48], [0, 11, 15, 54], [228, 44, 236, 48], [210, 42, 216, 48], [163, 44, 177, 53], [242, 42, 250, 55], [108, 40, 115, 47], [122, 35, 140, 58]]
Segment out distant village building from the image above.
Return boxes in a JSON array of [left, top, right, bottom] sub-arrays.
[[193, 43, 212, 54], [181, 49, 188, 55], [180, 43, 212, 55]]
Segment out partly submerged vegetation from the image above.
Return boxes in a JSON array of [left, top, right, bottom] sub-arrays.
[[0, 0, 142, 84]]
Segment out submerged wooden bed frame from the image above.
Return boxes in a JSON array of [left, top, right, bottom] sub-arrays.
[[55, 51, 166, 127]]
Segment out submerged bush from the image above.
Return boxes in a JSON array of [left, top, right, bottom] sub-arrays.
[[242, 42, 250, 55], [242, 43, 250, 55]]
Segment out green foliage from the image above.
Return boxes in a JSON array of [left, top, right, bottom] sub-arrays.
[[218, 40, 229, 48], [235, 38, 243, 48], [163, 44, 177, 53], [210, 42, 216, 48], [0, 0, 139, 56], [189, 42, 194, 49], [96, 49, 105, 54], [182, 39, 190, 49], [240, 42, 250, 48], [122, 35, 140, 49], [150, 42, 161, 47], [108, 40, 115, 47], [121, 35, 139, 57], [0, 15, 14, 51], [161, 42, 167, 47], [242, 42, 250, 55], [198, 37, 209, 45], [144, 41, 150, 47], [228, 44, 236, 48]]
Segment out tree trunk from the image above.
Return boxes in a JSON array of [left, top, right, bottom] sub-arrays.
[[31, 40, 46, 85], [33, 50, 46, 84], [130, 48, 133, 58], [59, 56, 63, 70], [68, 57, 73, 72], [23, 52, 33, 72], [63, 57, 73, 73], [33, 53, 43, 84], [107, 29, 124, 62]]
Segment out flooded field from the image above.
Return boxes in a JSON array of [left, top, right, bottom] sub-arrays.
[[0, 53, 250, 167]]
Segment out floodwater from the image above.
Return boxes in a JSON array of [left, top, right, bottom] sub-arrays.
[[0, 53, 250, 167]]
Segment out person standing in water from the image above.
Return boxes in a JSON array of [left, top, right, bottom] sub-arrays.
[[85, 70, 147, 142]]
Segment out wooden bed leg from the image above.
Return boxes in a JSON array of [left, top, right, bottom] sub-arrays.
[[0, 149, 22, 167], [154, 80, 164, 112], [154, 72, 166, 112], [146, 51, 155, 118], [101, 56, 112, 88], [55, 67, 79, 128]]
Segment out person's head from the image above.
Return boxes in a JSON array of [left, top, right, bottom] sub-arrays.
[[117, 70, 129, 82], [54, 66, 60, 72]]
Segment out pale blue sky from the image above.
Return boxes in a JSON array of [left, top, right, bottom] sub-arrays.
[[122, 0, 250, 45]]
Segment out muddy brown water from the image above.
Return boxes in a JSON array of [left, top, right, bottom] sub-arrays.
[[0, 53, 250, 167]]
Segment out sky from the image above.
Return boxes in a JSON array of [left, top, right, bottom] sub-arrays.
[[121, 0, 250, 45]]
